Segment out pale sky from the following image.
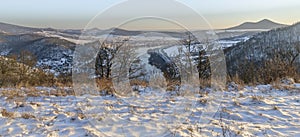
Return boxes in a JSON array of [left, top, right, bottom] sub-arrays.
[[0, 0, 300, 30]]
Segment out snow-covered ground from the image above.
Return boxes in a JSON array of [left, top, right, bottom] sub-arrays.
[[0, 82, 299, 137], [217, 36, 249, 49]]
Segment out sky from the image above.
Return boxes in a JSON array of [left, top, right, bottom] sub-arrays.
[[0, 0, 300, 30]]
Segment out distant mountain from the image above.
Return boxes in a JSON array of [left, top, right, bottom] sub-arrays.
[[0, 22, 41, 34], [0, 22, 188, 39], [226, 19, 287, 30]]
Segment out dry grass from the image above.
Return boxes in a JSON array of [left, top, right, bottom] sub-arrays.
[[129, 79, 148, 87], [149, 74, 168, 89], [21, 113, 36, 119], [271, 77, 298, 91], [78, 113, 86, 119], [0, 87, 75, 101], [1, 90, 25, 102], [1, 109, 15, 118], [251, 95, 264, 102], [49, 88, 74, 96], [227, 74, 246, 88], [198, 78, 211, 88], [198, 98, 208, 105], [96, 78, 115, 95], [29, 102, 41, 107], [238, 93, 245, 98]]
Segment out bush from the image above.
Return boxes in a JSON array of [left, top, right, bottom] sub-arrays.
[[0, 54, 55, 87], [231, 50, 299, 84]]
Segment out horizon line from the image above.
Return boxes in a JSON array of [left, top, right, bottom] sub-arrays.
[[0, 19, 297, 31]]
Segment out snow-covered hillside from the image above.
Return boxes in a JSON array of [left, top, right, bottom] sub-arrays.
[[225, 22, 300, 76], [0, 82, 299, 136]]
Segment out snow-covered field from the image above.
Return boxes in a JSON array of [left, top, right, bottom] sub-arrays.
[[0, 82, 299, 137]]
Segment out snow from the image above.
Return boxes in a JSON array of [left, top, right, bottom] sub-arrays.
[[0, 48, 12, 56], [163, 45, 182, 56], [0, 83, 300, 136], [0, 30, 7, 34], [36, 56, 72, 76], [35, 31, 93, 45], [161, 36, 250, 58], [216, 36, 250, 49], [130, 35, 179, 41]]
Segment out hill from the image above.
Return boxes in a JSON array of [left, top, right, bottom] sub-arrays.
[[226, 19, 287, 30], [225, 22, 300, 83], [0, 32, 75, 75]]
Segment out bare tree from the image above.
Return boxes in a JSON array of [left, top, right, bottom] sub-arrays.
[[179, 32, 211, 85], [179, 32, 198, 82], [112, 43, 137, 83], [95, 38, 129, 79], [95, 38, 149, 94]]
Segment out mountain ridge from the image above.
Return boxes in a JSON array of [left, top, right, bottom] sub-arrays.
[[226, 19, 287, 30], [0, 19, 288, 34]]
